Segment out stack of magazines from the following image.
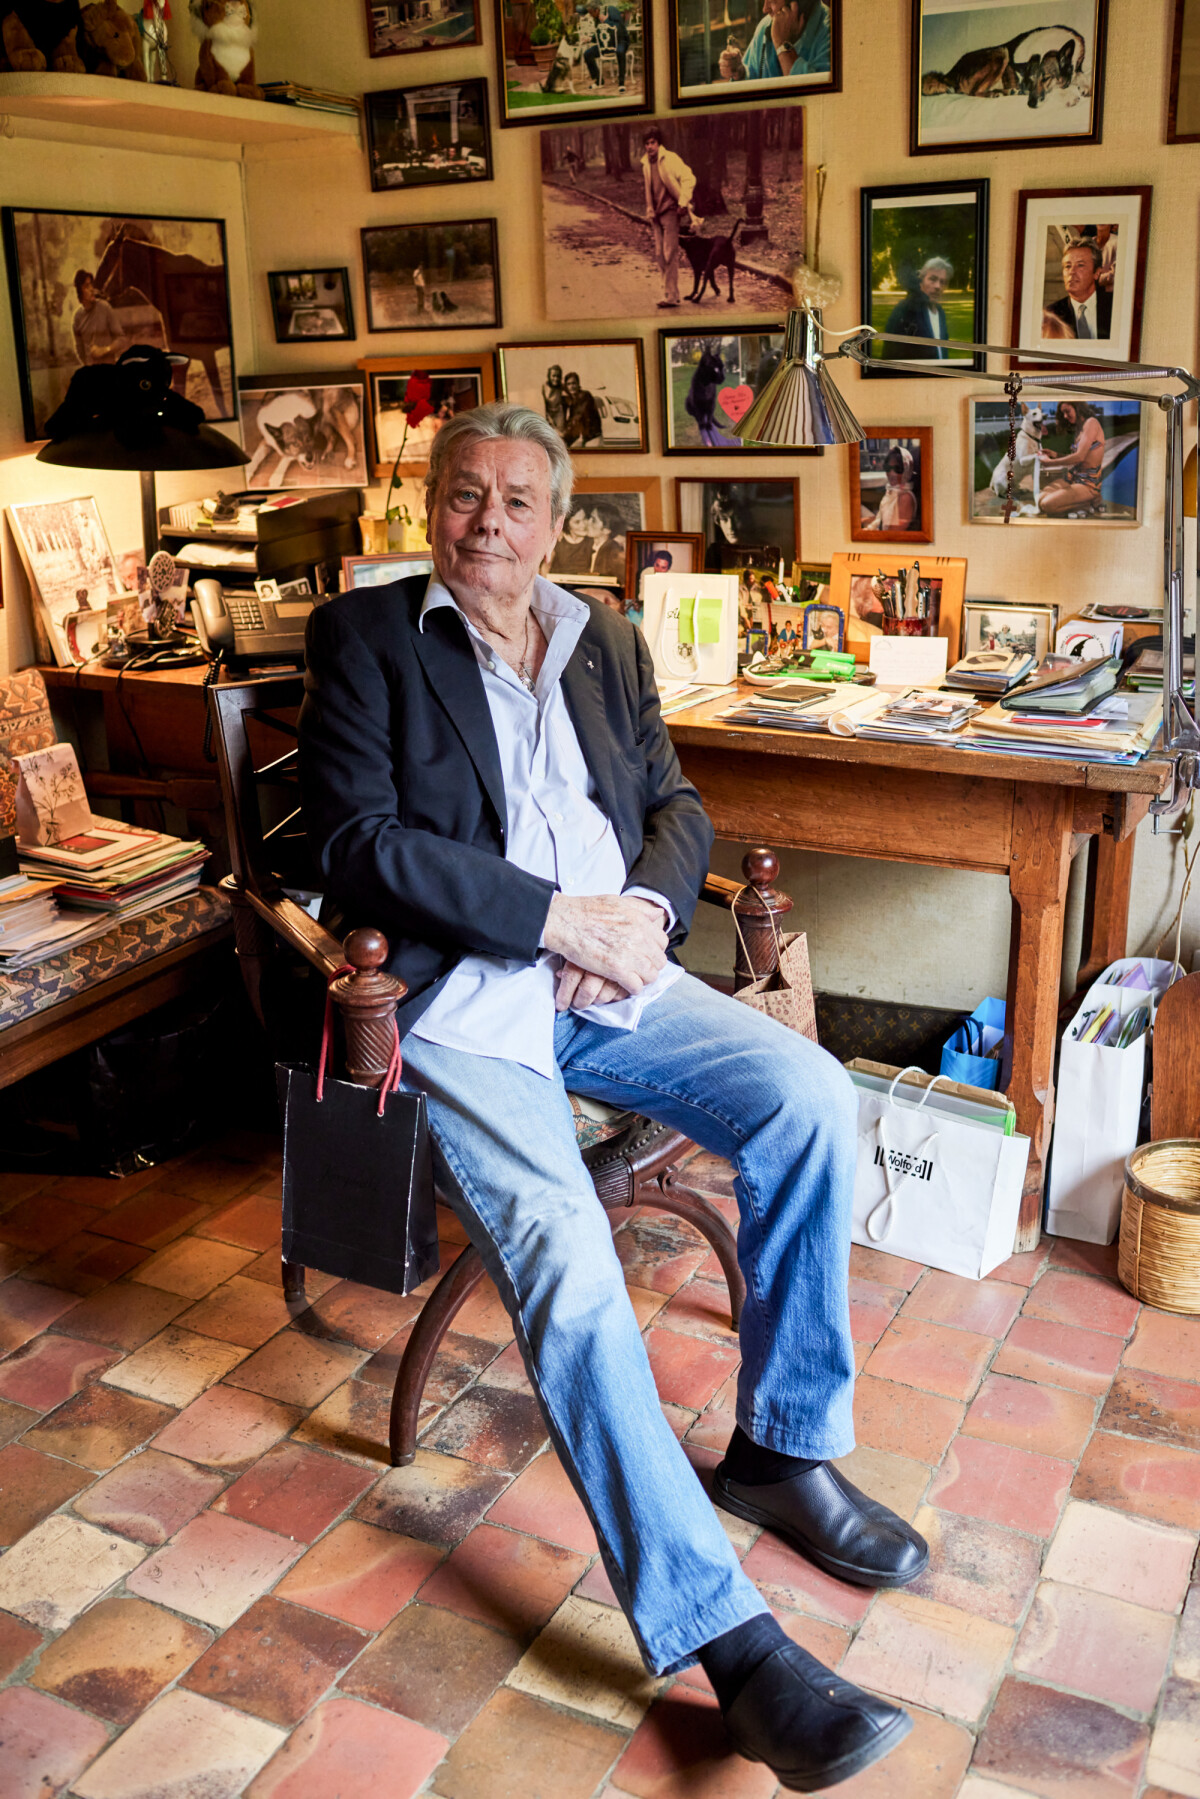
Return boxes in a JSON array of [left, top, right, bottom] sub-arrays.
[[964, 691, 1163, 763], [1126, 646, 1195, 698], [720, 687, 872, 733], [19, 825, 209, 915], [945, 649, 1036, 695]]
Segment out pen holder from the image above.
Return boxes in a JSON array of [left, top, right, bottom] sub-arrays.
[[882, 615, 935, 638]]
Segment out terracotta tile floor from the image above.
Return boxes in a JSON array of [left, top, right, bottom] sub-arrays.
[[0, 1134, 1197, 1799]]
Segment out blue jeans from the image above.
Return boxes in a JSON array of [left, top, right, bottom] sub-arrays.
[[399, 972, 858, 1674]]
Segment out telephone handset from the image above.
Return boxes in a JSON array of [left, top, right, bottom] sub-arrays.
[[191, 575, 318, 662], [192, 578, 235, 655]]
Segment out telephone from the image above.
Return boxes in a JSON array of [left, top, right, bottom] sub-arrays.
[[192, 576, 318, 662]]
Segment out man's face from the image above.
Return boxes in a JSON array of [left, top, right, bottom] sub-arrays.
[[645, 136, 660, 160], [564, 374, 581, 396], [920, 264, 948, 300], [653, 553, 671, 572], [1062, 248, 1098, 301], [79, 278, 95, 307], [1095, 224, 1112, 248], [430, 437, 562, 611], [764, 0, 800, 26]]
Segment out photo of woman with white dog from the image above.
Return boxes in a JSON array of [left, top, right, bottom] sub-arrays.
[[969, 395, 1143, 524]]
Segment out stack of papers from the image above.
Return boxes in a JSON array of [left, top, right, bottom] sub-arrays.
[[20, 826, 209, 915], [965, 691, 1163, 763], [1000, 655, 1121, 715], [945, 650, 1036, 695], [720, 687, 873, 733]]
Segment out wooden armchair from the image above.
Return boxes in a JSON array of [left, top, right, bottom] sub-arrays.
[[207, 670, 794, 1466]]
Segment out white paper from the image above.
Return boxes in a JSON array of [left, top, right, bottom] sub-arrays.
[[869, 636, 949, 687], [14, 744, 90, 847]]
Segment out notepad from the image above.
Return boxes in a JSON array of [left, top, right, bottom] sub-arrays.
[[676, 592, 723, 647]]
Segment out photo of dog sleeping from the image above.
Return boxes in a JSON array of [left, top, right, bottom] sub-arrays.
[[914, 0, 1102, 151], [238, 378, 370, 489]]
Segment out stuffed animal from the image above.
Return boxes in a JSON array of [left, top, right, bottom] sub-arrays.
[[0, 0, 86, 72], [79, 0, 146, 76], [188, 0, 261, 99]]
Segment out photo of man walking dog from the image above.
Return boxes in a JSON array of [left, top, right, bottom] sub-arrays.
[[539, 108, 804, 320]]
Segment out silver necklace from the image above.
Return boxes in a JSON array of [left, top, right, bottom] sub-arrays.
[[517, 611, 537, 691]]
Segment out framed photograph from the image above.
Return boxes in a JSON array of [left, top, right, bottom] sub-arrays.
[[497, 339, 648, 452], [540, 107, 804, 321], [358, 353, 497, 476], [960, 599, 1058, 661], [1169, 0, 1200, 140], [848, 429, 933, 543], [268, 268, 355, 343], [547, 480, 660, 586], [669, 0, 839, 105], [494, 0, 652, 127], [1, 207, 234, 441], [365, 0, 482, 57], [860, 180, 988, 378], [968, 395, 1144, 525], [237, 376, 369, 489], [829, 551, 967, 660], [342, 551, 436, 589], [624, 530, 705, 597], [8, 496, 123, 667], [365, 80, 492, 191], [658, 326, 819, 457], [910, 0, 1108, 156], [1010, 187, 1151, 367], [803, 601, 844, 650], [675, 477, 800, 571], [361, 219, 501, 333]]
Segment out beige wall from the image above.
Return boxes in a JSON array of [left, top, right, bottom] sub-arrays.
[[3, 0, 1199, 997]]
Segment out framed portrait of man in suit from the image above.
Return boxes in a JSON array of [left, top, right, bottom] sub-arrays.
[[859, 180, 988, 380], [1009, 187, 1152, 371]]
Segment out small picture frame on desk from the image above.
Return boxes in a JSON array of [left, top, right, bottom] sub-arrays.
[[848, 428, 933, 543], [342, 552, 435, 590], [960, 601, 1058, 662], [829, 550, 966, 662], [803, 602, 845, 652]]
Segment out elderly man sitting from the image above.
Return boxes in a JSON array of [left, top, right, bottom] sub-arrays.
[[299, 403, 927, 1791]]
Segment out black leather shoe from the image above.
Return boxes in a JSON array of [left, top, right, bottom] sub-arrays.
[[712, 1460, 929, 1588], [724, 1641, 912, 1791]]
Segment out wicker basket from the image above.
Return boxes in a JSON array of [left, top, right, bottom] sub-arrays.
[[1118, 1140, 1200, 1314]]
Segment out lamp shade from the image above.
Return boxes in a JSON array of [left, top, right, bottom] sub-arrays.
[[36, 344, 248, 474], [732, 309, 864, 448]]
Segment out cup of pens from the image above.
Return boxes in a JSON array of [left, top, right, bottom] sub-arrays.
[[878, 564, 935, 637]]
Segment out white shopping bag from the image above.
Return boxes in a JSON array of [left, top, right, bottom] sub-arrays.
[[641, 574, 739, 685], [852, 1065, 1030, 1280]]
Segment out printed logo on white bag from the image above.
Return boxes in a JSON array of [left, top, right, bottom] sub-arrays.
[[873, 1146, 935, 1182]]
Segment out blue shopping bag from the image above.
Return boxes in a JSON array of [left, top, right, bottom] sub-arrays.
[[940, 997, 1006, 1093]]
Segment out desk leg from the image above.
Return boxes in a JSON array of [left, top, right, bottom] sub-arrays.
[[1005, 785, 1075, 1251], [1076, 829, 1135, 991]]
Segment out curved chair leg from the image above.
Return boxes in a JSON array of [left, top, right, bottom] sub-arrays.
[[649, 1175, 746, 1330], [389, 1244, 487, 1467]]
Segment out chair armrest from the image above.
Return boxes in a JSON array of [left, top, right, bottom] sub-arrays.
[[700, 874, 742, 908], [243, 890, 348, 979]]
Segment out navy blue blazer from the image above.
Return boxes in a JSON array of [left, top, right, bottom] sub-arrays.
[[298, 575, 715, 1037]]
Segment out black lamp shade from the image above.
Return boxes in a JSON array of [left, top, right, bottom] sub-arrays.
[[38, 424, 248, 473], [35, 343, 249, 475]]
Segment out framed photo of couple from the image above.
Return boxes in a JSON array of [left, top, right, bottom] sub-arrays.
[[1009, 187, 1152, 368]]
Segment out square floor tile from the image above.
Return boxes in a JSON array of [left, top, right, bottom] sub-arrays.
[[178, 1276, 296, 1349], [125, 1511, 303, 1629], [852, 1373, 965, 1464], [0, 1278, 86, 1352], [1073, 1430, 1200, 1530], [0, 1441, 89, 1545], [275, 1518, 443, 1630], [102, 1325, 248, 1408], [0, 1331, 119, 1411], [613, 1684, 776, 1799], [1146, 1676, 1200, 1798], [195, 1192, 282, 1252], [151, 1152, 267, 1207], [1123, 1310, 1200, 1383], [52, 1282, 190, 1350], [1043, 1500, 1195, 1612], [420, 1521, 589, 1641], [653, 1280, 740, 1344], [341, 1601, 521, 1737], [291, 1375, 397, 1467], [0, 1191, 99, 1252], [833, 1444, 932, 1523], [1014, 1580, 1175, 1715], [1023, 1268, 1141, 1337], [849, 1243, 927, 1289], [181, 1594, 368, 1727], [432, 1685, 623, 1799], [246, 1695, 447, 1799], [847, 1276, 908, 1347], [224, 1330, 366, 1408], [0, 1512, 147, 1630], [73, 1447, 224, 1546], [507, 1593, 660, 1729], [355, 1451, 512, 1546], [1100, 1368, 1200, 1452], [30, 1593, 213, 1724], [1049, 1236, 1121, 1281], [44, 1166, 168, 1206], [864, 1316, 996, 1401], [841, 1589, 1014, 1724], [0, 1396, 35, 1447], [486, 1448, 597, 1553], [420, 1385, 548, 1474], [643, 1327, 741, 1410], [909, 1505, 1043, 1625], [962, 1372, 1096, 1459], [614, 1218, 708, 1297], [91, 1187, 210, 1249], [0, 1684, 109, 1799], [149, 1382, 301, 1472], [213, 1441, 374, 1539], [994, 1316, 1125, 1397], [902, 1269, 1024, 1339], [926, 1435, 1071, 1537], [0, 1611, 42, 1682], [130, 1236, 257, 1299], [73, 1686, 285, 1799], [975, 1676, 1149, 1799], [21, 1381, 173, 1470], [738, 1530, 873, 1627], [23, 1230, 148, 1296], [294, 1280, 424, 1351]]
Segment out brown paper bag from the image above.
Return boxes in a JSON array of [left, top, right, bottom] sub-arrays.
[[732, 904, 819, 1044]]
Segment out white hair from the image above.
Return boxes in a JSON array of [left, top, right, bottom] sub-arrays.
[[919, 255, 953, 279], [425, 402, 575, 523]]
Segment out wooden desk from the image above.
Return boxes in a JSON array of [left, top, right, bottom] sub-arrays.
[[666, 689, 1174, 1251]]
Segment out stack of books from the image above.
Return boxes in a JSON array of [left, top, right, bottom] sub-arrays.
[[1000, 655, 1121, 715], [260, 82, 361, 117], [945, 649, 1036, 695], [720, 687, 873, 734], [1126, 646, 1195, 698], [19, 825, 209, 916]]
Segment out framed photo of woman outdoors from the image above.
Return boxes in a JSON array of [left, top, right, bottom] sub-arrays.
[[848, 428, 933, 543], [1009, 187, 1151, 369], [859, 180, 988, 379]]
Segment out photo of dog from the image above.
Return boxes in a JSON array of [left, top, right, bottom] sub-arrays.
[[238, 378, 370, 488], [988, 402, 1047, 515], [913, 0, 1106, 153], [660, 327, 795, 454], [969, 395, 1143, 525]]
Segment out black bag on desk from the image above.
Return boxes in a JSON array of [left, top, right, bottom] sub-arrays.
[[275, 1001, 438, 1296]]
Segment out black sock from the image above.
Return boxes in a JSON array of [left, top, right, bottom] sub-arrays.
[[722, 1423, 822, 1486], [698, 1612, 790, 1712]]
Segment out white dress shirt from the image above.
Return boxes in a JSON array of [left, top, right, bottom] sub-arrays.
[[926, 305, 947, 358], [410, 576, 683, 1078], [1071, 293, 1098, 338]]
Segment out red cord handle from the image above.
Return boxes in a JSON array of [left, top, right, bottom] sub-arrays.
[[315, 963, 402, 1117]]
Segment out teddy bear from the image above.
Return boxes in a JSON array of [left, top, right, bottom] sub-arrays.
[[79, 0, 146, 76], [0, 0, 86, 73], [188, 0, 262, 100]]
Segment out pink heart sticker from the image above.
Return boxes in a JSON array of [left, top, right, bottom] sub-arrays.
[[717, 384, 754, 424]]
